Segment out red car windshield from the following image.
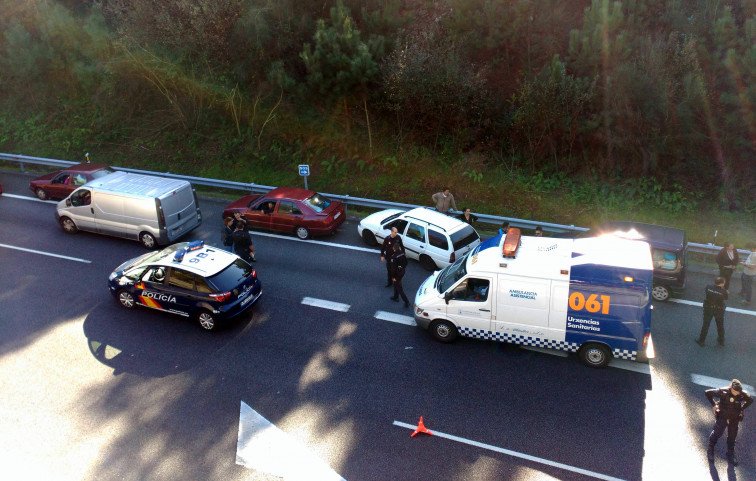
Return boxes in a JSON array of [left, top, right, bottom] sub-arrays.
[[90, 167, 115, 179]]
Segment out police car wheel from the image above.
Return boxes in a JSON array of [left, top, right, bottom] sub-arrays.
[[35, 188, 48, 200], [579, 343, 611, 368], [59, 216, 78, 234], [140, 232, 156, 249], [651, 285, 670, 302], [361, 229, 378, 246], [420, 255, 437, 271], [295, 226, 310, 240], [429, 319, 458, 343], [117, 290, 136, 309], [197, 310, 217, 331]]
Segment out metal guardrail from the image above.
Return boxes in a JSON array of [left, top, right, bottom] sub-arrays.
[[2, 152, 747, 257]]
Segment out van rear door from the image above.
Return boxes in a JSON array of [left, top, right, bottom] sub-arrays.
[[159, 184, 200, 241]]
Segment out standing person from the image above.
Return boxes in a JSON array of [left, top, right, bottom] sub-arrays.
[[381, 227, 404, 287], [232, 222, 256, 263], [738, 243, 755, 305], [389, 243, 410, 308], [534, 226, 544, 237], [695, 277, 728, 347], [704, 379, 753, 465], [233, 211, 250, 231], [458, 207, 478, 225], [221, 217, 235, 252], [716, 243, 739, 290], [432, 188, 457, 214]]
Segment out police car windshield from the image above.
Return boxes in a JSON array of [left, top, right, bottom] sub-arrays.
[[207, 259, 253, 291], [437, 256, 467, 292], [304, 193, 331, 212]]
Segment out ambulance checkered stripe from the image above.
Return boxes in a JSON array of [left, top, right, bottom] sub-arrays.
[[458, 327, 580, 353], [612, 348, 637, 360]]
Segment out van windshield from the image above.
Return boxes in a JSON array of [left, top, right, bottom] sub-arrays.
[[450, 225, 480, 251], [436, 256, 468, 292]]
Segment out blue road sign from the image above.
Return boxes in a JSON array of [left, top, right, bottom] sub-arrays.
[[299, 165, 310, 176]]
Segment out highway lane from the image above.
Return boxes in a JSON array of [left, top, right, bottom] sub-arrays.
[[1, 169, 755, 480]]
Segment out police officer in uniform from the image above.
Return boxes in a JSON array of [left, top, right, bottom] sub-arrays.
[[696, 277, 728, 347], [232, 222, 256, 262], [388, 243, 410, 307], [705, 379, 753, 465], [381, 227, 404, 287]]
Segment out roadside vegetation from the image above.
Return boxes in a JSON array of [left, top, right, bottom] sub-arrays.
[[0, 0, 754, 245]]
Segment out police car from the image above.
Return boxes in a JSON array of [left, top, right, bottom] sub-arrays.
[[108, 240, 262, 330]]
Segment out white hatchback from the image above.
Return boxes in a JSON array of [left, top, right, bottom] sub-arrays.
[[358, 207, 481, 270]]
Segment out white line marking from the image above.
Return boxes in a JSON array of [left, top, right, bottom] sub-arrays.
[[2, 193, 58, 204], [669, 298, 755, 316], [520, 346, 568, 357], [392, 420, 627, 481], [609, 359, 651, 374], [301, 297, 350, 312], [374, 311, 416, 326], [0, 243, 91, 263], [252, 231, 379, 254], [691, 374, 754, 392]]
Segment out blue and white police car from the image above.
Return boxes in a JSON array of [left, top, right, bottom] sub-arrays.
[[108, 240, 262, 330]]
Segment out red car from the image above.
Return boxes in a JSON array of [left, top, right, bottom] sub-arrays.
[[222, 187, 345, 239], [29, 163, 114, 200]]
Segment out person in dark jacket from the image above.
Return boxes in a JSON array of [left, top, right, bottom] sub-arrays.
[[696, 277, 728, 346], [221, 217, 234, 252], [232, 223, 256, 262], [705, 379, 753, 465], [233, 211, 250, 231], [381, 227, 404, 287], [458, 207, 478, 226], [389, 243, 410, 307], [716, 243, 739, 290]]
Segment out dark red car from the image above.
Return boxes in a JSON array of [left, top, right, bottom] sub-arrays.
[[29, 163, 114, 200], [222, 187, 345, 239]]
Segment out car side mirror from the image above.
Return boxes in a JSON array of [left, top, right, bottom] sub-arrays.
[[444, 291, 452, 304]]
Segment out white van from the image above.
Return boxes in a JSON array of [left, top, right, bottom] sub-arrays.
[[413, 230, 654, 368], [55, 171, 202, 248]]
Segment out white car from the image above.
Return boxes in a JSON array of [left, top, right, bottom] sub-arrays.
[[358, 207, 481, 270]]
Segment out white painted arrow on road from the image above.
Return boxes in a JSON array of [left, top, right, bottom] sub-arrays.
[[236, 401, 347, 481]]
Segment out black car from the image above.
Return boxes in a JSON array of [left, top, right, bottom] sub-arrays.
[[108, 240, 262, 330], [594, 221, 687, 301]]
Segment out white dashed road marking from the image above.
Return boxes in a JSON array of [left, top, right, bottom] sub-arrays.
[[691, 374, 754, 392], [669, 298, 755, 316], [0, 243, 91, 264], [1, 193, 58, 204], [374, 311, 416, 326], [253, 231, 379, 253], [392, 420, 627, 481], [301, 297, 350, 312]]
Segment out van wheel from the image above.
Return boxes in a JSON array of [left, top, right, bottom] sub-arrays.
[[35, 188, 48, 200], [139, 232, 156, 249], [420, 255, 437, 271], [429, 319, 458, 343], [579, 343, 611, 368], [361, 229, 378, 246], [295, 226, 310, 240], [197, 310, 217, 331], [651, 285, 670, 302], [59, 217, 78, 234], [117, 290, 136, 309]]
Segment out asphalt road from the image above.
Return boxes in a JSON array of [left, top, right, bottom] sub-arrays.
[[0, 170, 755, 481]]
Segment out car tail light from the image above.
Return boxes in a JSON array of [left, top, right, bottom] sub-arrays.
[[449, 252, 455, 263], [210, 291, 232, 302], [251, 270, 257, 279], [642, 332, 650, 347]]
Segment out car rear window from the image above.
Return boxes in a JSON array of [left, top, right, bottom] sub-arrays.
[[207, 259, 253, 292], [304, 193, 331, 212], [91, 168, 115, 179], [428, 229, 449, 250], [450, 225, 480, 251]]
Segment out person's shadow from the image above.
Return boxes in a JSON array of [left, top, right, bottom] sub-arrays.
[[707, 459, 738, 481]]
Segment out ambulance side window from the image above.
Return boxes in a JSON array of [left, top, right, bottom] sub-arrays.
[[452, 278, 489, 302], [168, 268, 195, 290]]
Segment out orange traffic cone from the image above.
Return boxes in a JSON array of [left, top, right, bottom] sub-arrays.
[[411, 416, 432, 437]]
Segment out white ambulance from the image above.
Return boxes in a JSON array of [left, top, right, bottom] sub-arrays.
[[413, 229, 654, 368]]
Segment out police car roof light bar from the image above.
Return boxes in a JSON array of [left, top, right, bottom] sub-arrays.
[[173, 240, 205, 263], [502, 228, 521, 258]]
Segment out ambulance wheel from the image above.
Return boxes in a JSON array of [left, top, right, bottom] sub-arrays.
[[139, 232, 156, 249], [420, 255, 437, 271], [59, 216, 78, 234], [361, 229, 378, 246], [651, 285, 670, 302], [429, 319, 458, 343], [295, 226, 310, 240], [579, 343, 611, 368], [35, 188, 48, 200], [117, 290, 136, 309], [197, 310, 217, 331]]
